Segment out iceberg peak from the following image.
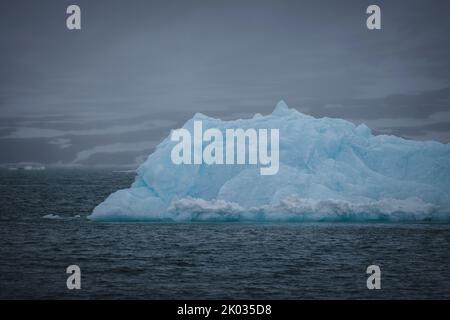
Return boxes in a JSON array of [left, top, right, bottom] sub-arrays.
[[192, 112, 211, 120], [272, 100, 291, 116]]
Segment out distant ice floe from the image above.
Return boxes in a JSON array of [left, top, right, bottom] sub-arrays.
[[24, 165, 46, 171], [42, 214, 63, 220], [42, 214, 81, 220], [7, 165, 46, 171], [88, 101, 450, 222]]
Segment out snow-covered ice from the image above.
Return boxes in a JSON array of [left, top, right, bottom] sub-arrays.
[[88, 101, 450, 222]]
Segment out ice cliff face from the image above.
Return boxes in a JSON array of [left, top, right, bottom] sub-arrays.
[[88, 101, 450, 222]]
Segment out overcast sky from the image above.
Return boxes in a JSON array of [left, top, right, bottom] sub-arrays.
[[1, 0, 450, 167]]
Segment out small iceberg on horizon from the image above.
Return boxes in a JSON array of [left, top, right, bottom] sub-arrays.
[[88, 101, 450, 222], [43, 214, 81, 220], [43, 214, 63, 220], [24, 165, 46, 171]]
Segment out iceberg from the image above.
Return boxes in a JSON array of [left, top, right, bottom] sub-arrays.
[[43, 214, 62, 220], [88, 101, 450, 222]]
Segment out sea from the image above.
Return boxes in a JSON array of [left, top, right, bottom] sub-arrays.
[[0, 169, 449, 299]]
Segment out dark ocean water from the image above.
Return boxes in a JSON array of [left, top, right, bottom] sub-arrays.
[[0, 169, 449, 299]]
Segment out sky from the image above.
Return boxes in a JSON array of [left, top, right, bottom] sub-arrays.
[[1, 0, 450, 167]]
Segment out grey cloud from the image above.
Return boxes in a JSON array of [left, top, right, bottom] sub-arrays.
[[303, 87, 450, 120], [1, 119, 177, 139], [378, 122, 450, 139], [1, 0, 450, 166]]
